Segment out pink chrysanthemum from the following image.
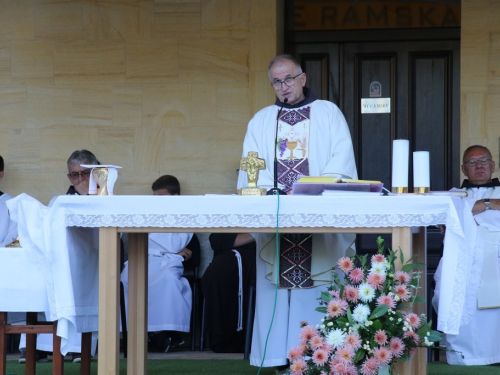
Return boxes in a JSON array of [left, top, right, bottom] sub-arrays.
[[405, 313, 421, 329], [327, 298, 348, 318], [360, 357, 379, 375], [288, 345, 304, 361], [376, 294, 396, 309], [344, 332, 362, 350], [373, 329, 388, 345], [394, 270, 411, 285], [320, 342, 334, 353], [332, 361, 348, 374], [329, 357, 343, 369], [310, 335, 324, 351], [299, 325, 318, 343], [394, 284, 411, 301], [329, 289, 340, 298], [343, 285, 360, 303], [348, 267, 365, 284], [335, 345, 355, 363], [338, 257, 354, 273], [290, 358, 308, 375], [389, 337, 405, 357], [312, 349, 329, 367], [373, 346, 393, 365], [403, 331, 420, 345], [345, 363, 358, 375], [371, 254, 386, 264], [367, 272, 386, 290]]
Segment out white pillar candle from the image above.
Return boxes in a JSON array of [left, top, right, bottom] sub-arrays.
[[413, 151, 430, 188], [392, 139, 409, 188]]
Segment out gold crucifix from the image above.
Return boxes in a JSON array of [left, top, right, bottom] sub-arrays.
[[237, 151, 267, 196]]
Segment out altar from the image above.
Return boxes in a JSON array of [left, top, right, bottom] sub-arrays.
[[5, 193, 470, 375]]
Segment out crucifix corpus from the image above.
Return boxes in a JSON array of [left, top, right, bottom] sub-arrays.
[[237, 151, 267, 196]]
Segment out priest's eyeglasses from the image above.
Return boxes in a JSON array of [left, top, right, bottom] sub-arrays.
[[68, 170, 92, 179], [462, 157, 492, 166], [270, 73, 303, 89]]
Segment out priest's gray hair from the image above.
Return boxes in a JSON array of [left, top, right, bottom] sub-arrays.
[[268, 54, 302, 73], [67, 149, 99, 171], [462, 145, 492, 162]]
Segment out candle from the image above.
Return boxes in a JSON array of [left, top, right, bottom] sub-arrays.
[[413, 151, 430, 193], [392, 139, 409, 193]]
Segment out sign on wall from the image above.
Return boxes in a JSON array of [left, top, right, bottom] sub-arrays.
[[290, 1, 461, 31]]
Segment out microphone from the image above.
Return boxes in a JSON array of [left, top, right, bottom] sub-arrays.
[[267, 98, 288, 196]]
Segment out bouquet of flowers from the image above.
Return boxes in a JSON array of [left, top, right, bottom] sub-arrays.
[[283, 237, 442, 375]]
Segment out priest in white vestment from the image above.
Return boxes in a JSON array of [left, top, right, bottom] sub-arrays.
[[0, 155, 17, 247], [237, 54, 357, 368], [433, 145, 500, 365], [121, 175, 193, 352]]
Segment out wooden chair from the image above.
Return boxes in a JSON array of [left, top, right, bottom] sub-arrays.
[[0, 312, 91, 375], [0, 247, 92, 375]]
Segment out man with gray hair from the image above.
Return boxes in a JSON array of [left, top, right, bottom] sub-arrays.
[[65, 149, 100, 196], [237, 54, 357, 368], [434, 145, 500, 365]]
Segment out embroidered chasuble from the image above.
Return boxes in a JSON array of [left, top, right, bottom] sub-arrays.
[[276, 106, 313, 288], [279, 233, 313, 288]]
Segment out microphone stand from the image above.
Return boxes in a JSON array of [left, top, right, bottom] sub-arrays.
[[267, 98, 288, 196]]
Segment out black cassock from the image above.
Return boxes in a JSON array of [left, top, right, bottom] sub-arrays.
[[201, 233, 256, 353]]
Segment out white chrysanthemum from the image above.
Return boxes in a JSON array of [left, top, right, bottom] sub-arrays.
[[369, 263, 387, 276], [358, 283, 376, 302], [325, 328, 346, 348], [352, 304, 370, 323]]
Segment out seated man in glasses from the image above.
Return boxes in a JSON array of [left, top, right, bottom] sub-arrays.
[[19, 149, 100, 363], [433, 145, 500, 365], [65, 150, 97, 195]]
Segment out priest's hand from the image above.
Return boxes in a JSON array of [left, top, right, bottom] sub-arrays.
[[177, 247, 192, 261], [472, 198, 499, 215]]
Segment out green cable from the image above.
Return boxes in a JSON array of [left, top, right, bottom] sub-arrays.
[[256, 193, 281, 374]]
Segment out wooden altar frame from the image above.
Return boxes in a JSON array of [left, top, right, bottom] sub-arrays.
[[97, 225, 427, 375]]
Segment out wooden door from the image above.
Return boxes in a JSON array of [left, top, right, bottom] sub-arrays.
[[293, 40, 460, 259]]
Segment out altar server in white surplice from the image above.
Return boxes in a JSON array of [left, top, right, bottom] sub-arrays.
[[121, 175, 193, 352], [433, 145, 500, 365], [0, 155, 17, 247], [237, 54, 357, 368]]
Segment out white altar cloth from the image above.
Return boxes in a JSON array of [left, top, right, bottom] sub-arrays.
[[53, 194, 454, 228], [0, 247, 49, 313], [5, 193, 472, 358]]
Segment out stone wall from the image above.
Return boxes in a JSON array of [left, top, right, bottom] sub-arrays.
[[461, 0, 500, 172], [0, 0, 277, 203]]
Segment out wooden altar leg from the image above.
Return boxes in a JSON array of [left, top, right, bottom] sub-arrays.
[[392, 227, 427, 375], [98, 227, 121, 375], [127, 233, 148, 375]]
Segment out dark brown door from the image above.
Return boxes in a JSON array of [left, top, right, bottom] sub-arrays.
[[295, 40, 460, 190], [293, 39, 460, 260]]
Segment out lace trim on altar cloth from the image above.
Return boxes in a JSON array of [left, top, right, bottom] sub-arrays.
[[64, 212, 448, 228]]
